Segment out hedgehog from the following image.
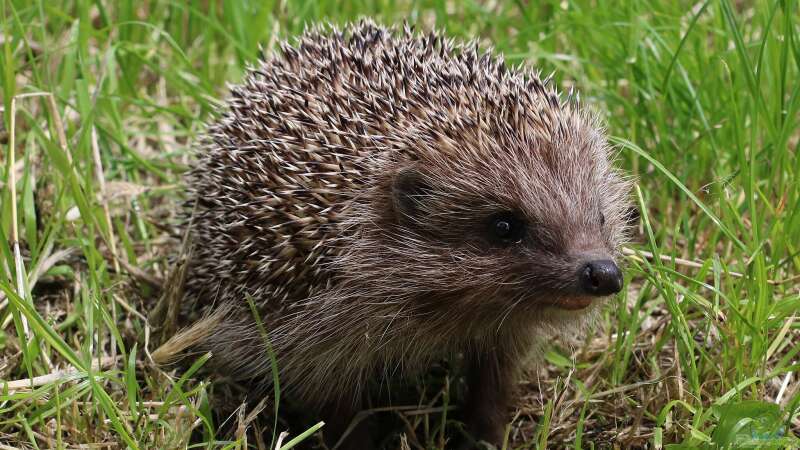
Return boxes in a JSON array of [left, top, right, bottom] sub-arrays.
[[157, 20, 630, 449]]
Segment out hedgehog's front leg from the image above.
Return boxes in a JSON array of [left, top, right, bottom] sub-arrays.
[[460, 347, 517, 448]]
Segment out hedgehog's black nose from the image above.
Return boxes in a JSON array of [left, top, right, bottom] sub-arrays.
[[579, 260, 623, 296]]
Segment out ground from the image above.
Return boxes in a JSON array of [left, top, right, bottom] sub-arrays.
[[1, 1, 799, 449]]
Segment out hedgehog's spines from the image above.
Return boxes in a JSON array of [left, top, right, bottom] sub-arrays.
[[178, 19, 630, 413]]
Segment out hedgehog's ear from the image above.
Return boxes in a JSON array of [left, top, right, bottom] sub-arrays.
[[392, 167, 432, 221]]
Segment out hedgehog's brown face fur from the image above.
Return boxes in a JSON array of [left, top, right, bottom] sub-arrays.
[[338, 96, 629, 328]]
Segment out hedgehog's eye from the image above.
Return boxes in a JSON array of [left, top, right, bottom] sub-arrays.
[[488, 212, 525, 244], [600, 212, 606, 226]]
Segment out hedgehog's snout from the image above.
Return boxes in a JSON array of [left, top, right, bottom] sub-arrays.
[[577, 259, 623, 296]]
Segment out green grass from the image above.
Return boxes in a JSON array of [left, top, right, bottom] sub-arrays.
[[1, 0, 798, 448]]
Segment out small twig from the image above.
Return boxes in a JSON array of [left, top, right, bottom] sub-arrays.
[[624, 246, 739, 274], [236, 396, 270, 442], [775, 365, 793, 404], [106, 406, 187, 423], [622, 246, 791, 285], [112, 294, 148, 322], [273, 431, 290, 450], [117, 258, 163, 290], [3, 356, 117, 392], [590, 378, 664, 399], [402, 405, 457, 416], [234, 401, 248, 445]]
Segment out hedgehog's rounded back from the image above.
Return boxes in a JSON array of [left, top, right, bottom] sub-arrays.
[[176, 19, 629, 447]]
